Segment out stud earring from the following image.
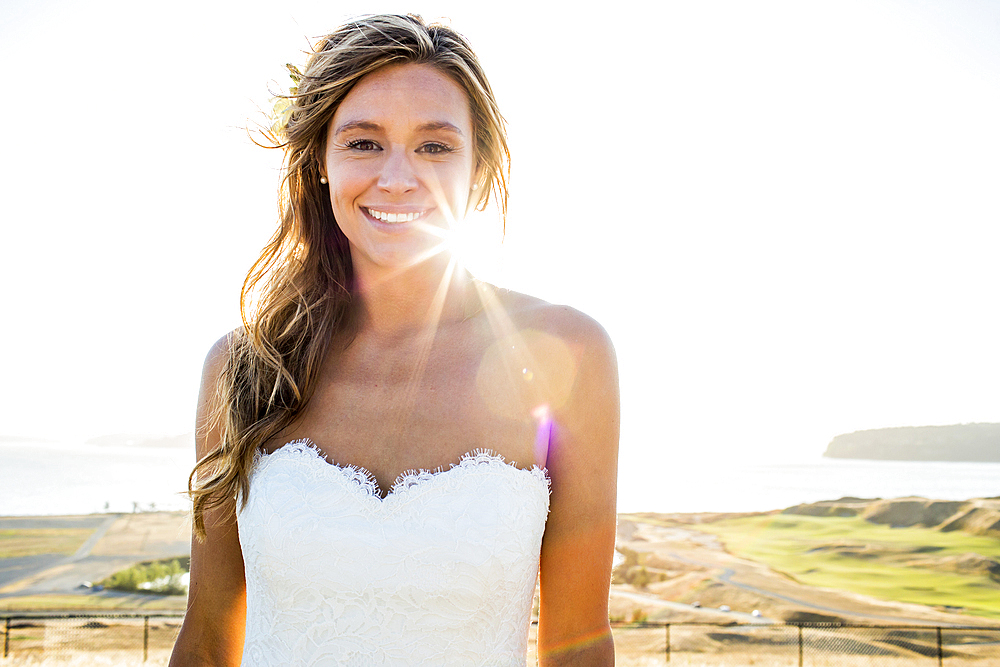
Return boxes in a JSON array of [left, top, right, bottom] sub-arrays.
[[320, 176, 328, 184], [471, 182, 479, 191]]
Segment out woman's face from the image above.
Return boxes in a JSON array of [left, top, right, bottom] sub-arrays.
[[324, 62, 478, 273]]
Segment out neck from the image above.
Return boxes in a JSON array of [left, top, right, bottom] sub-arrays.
[[351, 254, 482, 339]]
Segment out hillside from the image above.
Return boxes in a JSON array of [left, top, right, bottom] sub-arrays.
[[824, 423, 1000, 462], [784, 496, 1000, 539]]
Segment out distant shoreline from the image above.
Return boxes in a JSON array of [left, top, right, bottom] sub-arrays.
[[2, 494, 997, 522], [4, 454, 998, 517]]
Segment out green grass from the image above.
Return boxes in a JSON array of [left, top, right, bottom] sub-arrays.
[[0, 529, 94, 558], [692, 514, 1000, 620]]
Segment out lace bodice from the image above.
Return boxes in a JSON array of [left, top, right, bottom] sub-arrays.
[[237, 439, 550, 666]]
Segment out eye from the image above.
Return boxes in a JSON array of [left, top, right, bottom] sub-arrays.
[[346, 139, 380, 151], [418, 142, 454, 155]]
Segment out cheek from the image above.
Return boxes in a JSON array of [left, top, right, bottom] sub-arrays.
[[438, 162, 476, 200], [327, 164, 371, 207]]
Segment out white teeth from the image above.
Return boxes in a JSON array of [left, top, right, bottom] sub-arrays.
[[367, 208, 421, 223]]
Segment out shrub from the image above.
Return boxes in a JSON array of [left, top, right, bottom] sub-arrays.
[[101, 557, 190, 595]]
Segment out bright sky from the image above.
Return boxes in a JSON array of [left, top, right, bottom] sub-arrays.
[[2, 0, 999, 491]]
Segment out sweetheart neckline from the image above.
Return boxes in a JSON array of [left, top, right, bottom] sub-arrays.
[[253, 438, 548, 502]]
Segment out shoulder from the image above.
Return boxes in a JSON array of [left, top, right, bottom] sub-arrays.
[[195, 330, 242, 459], [494, 288, 617, 382], [202, 328, 247, 378], [475, 286, 618, 447], [496, 288, 614, 348], [204, 332, 234, 370]]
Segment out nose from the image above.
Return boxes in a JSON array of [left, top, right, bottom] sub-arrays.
[[377, 146, 418, 194]]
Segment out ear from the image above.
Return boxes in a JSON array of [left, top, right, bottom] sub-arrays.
[[314, 139, 329, 182]]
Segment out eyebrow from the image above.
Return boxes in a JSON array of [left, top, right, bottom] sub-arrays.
[[333, 120, 464, 136]]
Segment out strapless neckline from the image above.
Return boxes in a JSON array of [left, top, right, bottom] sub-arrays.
[[256, 438, 548, 503]]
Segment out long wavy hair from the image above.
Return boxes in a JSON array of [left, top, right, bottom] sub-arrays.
[[189, 14, 511, 538]]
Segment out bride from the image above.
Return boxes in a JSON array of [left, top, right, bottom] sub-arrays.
[[169, 14, 619, 666]]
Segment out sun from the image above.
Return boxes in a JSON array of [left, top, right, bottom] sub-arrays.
[[442, 208, 505, 284]]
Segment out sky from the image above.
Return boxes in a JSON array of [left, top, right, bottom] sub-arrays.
[[2, 0, 999, 489]]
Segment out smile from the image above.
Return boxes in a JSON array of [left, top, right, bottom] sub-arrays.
[[365, 208, 427, 224]]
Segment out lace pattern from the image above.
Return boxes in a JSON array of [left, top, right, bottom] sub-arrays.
[[238, 439, 550, 666]]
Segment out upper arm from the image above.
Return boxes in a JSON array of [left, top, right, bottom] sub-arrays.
[[536, 312, 619, 666], [169, 334, 247, 666]]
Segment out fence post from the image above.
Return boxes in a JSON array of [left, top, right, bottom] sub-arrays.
[[4, 617, 9, 658], [665, 623, 670, 663], [798, 624, 803, 667], [144, 615, 149, 662], [937, 627, 943, 667]]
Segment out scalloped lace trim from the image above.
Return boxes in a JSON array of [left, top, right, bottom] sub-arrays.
[[253, 437, 549, 501]]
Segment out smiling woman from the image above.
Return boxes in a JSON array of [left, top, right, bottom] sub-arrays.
[[169, 13, 619, 667]]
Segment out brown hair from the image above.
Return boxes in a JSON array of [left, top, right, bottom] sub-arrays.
[[189, 14, 510, 537]]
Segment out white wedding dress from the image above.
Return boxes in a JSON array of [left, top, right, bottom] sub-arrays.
[[237, 439, 550, 666]]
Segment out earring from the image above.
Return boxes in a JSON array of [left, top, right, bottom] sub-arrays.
[[471, 182, 479, 191], [320, 176, 328, 184]]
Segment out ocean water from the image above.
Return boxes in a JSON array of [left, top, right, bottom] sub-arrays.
[[0, 438, 997, 516], [0, 439, 194, 516]]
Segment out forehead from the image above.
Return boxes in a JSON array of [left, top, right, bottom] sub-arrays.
[[331, 63, 473, 133]]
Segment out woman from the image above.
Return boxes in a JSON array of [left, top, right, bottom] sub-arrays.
[[170, 14, 618, 666]]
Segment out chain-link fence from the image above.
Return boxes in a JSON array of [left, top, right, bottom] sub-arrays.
[[2, 615, 997, 665], [1, 613, 183, 666]]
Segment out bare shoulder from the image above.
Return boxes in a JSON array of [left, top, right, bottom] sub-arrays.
[[200, 329, 246, 392], [479, 286, 618, 454], [492, 288, 619, 437], [195, 331, 240, 460], [494, 288, 616, 356], [203, 330, 240, 375]]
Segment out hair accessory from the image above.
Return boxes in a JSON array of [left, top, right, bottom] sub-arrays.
[[320, 176, 328, 184]]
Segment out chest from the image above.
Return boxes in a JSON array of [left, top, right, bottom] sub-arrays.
[[271, 331, 542, 492]]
